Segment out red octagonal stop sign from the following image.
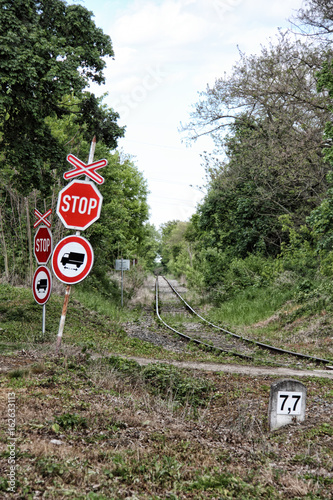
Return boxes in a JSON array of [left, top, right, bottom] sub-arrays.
[[34, 226, 53, 264], [56, 180, 103, 230]]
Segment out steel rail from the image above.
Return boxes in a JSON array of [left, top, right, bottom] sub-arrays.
[[161, 275, 332, 366], [155, 277, 253, 361]]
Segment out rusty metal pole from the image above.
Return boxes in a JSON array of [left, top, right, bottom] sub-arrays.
[[55, 285, 71, 354], [55, 136, 96, 354]]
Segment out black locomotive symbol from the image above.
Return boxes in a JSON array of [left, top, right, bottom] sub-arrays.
[[61, 252, 85, 270]]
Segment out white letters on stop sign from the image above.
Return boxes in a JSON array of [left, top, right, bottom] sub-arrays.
[[36, 238, 51, 252], [56, 179, 103, 230], [61, 195, 98, 215]]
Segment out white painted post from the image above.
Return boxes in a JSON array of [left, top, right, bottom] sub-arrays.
[[121, 257, 124, 307], [268, 379, 307, 431], [42, 304, 46, 334], [56, 285, 71, 353]]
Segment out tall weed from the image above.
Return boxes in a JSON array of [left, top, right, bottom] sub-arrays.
[[210, 284, 295, 326], [73, 287, 134, 323]]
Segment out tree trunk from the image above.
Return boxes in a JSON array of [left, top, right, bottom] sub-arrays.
[[25, 197, 33, 284]]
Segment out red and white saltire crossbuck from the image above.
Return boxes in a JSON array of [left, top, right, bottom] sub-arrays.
[[64, 154, 107, 185], [34, 209, 52, 228]]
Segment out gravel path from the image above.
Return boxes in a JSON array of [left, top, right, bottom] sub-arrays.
[[118, 355, 333, 379]]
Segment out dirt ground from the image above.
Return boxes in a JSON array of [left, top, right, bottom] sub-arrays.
[[1, 348, 333, 499], [1, 276, 333, 498]]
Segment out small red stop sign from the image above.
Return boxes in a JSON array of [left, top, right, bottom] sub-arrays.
[[56, 180, 103, 230], [34, 226, 53, 264]]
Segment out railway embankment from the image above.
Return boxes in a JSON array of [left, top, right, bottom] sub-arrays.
[[1, 278, 333, 498]]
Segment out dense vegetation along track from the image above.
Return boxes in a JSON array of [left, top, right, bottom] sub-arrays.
[[155, 276, 333, 367], [155, 276, 253, 361]]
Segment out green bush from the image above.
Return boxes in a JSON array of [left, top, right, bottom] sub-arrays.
[[54, 413, 87, 430], [107, 355, 141, 377], [142, 363, 214, 407], [196, 251, 276, 303]]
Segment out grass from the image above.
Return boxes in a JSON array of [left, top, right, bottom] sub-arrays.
[[185, 283, 333, 362], [1, 353, 333, 498], [1, 277, 333, 497], [74, 286, 136, 323], [156, 281, 333, 364], [0, 282, 242, 365], [208, 285, 294, 327]]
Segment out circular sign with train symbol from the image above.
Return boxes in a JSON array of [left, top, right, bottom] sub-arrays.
[[52, 235, 94, 285], [32, 266, 52, 305]]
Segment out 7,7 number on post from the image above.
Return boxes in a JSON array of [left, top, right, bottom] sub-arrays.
[[277, 391, 303, 415]]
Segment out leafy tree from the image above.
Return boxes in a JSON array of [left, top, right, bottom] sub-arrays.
[[138, 223, 160, 272], [181, 34, 333, 258], [195, 111, 330, 258], [159, 220, 182, 272], [159, 221, 195, 277], [183, 33, 329, 142], [303, 56, 333, 260], [87, 151, 150, 269], [0, 1, 140, 284], [294, 0, 333, 39], [45, 101, 153, 271], [0, 0, 124, 195], [156, 1, 333, 303], [80, 149, 153, 297]]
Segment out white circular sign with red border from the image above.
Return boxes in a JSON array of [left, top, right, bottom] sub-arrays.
[[32, 266, 52, 305], [52, 235, 94, 285]]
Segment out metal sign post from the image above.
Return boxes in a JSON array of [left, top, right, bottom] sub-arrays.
[[32, 209, 52, 335], [55, 136, 107, 353], [115, 259, 130, 307], [42, 304, 46, 334], [121, 258, 124, 307]]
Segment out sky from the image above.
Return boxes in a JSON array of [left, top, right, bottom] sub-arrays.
[[75, 0, 304, 229]]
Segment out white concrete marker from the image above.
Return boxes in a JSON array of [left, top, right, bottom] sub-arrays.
[[268, 379, 307, 431]]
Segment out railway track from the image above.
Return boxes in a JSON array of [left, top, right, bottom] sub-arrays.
[[155, 275, 333, 369]]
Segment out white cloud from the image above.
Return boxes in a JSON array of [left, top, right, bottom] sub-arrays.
[[112, 0, 210, 47], [82, 0, 305, 227], [103, 0, 303, 99]]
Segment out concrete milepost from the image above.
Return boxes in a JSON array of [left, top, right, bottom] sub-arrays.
[[56, 179, 103, 231], [52, 235, 94, 285], [34, 226, 53, 264], [268, 379, 307, 431]]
